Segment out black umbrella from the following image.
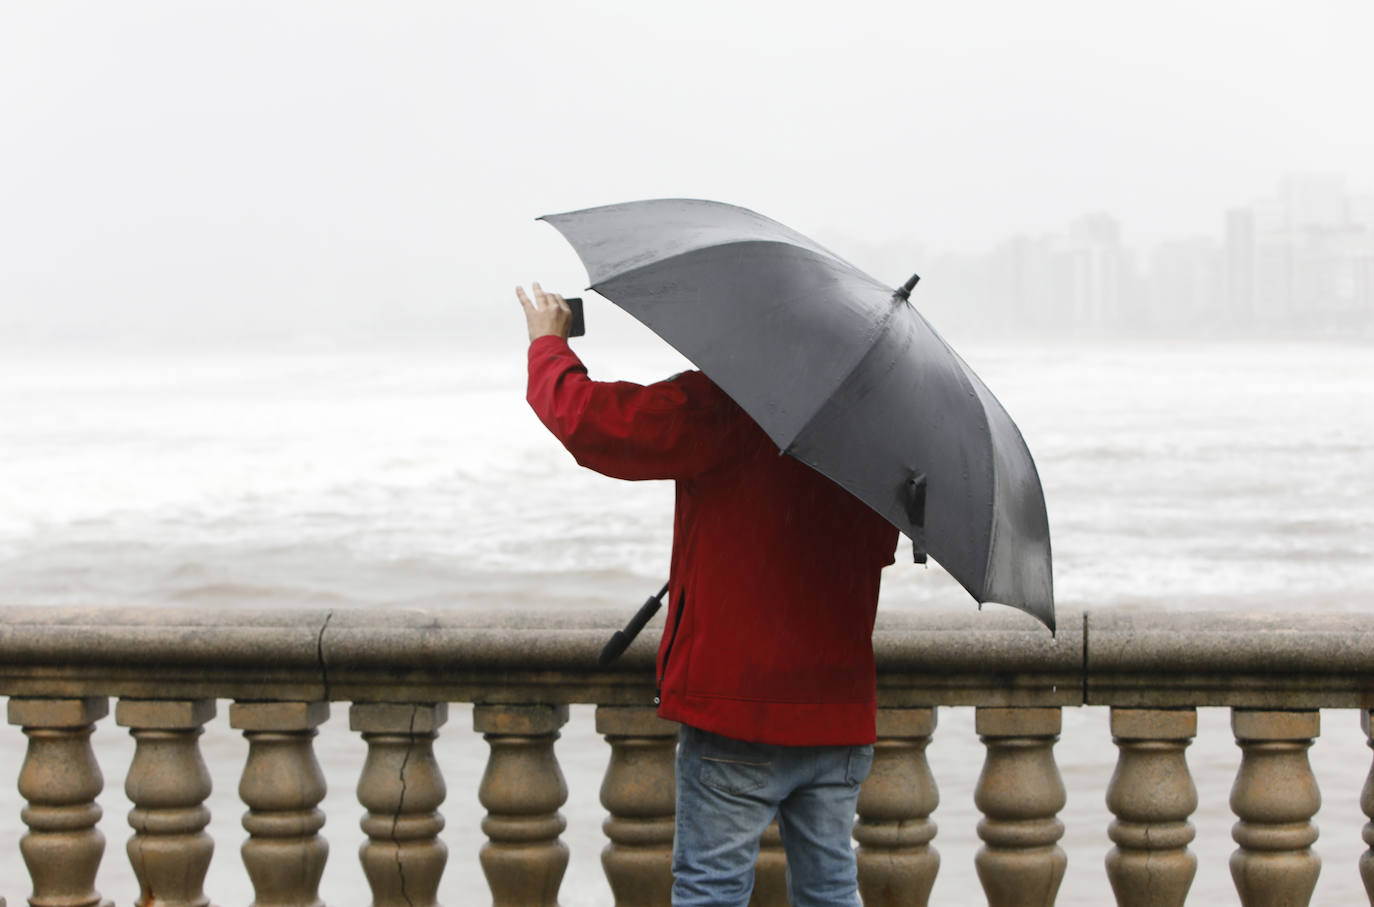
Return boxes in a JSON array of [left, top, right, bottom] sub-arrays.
[[543, 199, 1054, 633]]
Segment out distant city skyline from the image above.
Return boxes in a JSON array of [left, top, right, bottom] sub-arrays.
[[857, 173, 1374, 340], [5, 172, 1371, 351]]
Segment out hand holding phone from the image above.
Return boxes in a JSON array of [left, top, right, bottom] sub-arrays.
[[516, 284, 585, 341]]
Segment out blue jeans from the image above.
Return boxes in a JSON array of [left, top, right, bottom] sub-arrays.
[[672, 724, 874, 907]]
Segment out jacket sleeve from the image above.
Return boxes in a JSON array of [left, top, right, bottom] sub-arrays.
[[526, 336, 748, 481]]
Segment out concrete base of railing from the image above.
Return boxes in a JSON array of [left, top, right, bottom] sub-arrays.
[[0, 604, 1371, 906]]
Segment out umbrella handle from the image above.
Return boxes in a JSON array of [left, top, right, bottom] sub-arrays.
[[905, 472, 928, 564], [598, 582, 670, 666]]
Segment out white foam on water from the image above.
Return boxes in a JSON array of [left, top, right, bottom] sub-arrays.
[[3, 341, 1370, 610]]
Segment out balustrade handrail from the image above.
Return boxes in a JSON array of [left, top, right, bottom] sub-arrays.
[[1, 604, 1371, 708]]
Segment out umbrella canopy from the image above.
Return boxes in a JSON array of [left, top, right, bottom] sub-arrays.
[[541, 198, 1054, 631]]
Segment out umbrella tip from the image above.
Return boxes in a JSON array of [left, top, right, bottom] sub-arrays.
[[893, 273, 921, 302]]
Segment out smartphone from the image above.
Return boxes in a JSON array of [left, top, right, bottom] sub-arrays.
[[565, 297, 585, 337]]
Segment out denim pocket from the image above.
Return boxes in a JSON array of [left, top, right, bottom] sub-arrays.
[[845, 744, 875, 786], [699, 735, 774, 795]]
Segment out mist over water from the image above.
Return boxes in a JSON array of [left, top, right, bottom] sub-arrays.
[[2, 339, 1368, 616]]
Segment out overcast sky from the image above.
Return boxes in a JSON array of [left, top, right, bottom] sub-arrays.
[[2, 1, 1372, 348]]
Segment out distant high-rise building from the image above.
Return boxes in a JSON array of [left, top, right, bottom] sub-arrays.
[[1048, 213, 1130, 332], [1150, 238, 1223, 331], [987, 233, 1055, 330], [1340, 194, 1374, 324], [1225, 208, 1256, 324], [1251, 197, 1296, 326], [1224, 175, 1374, 330], [1351, 194, 1374, 233], [1278, 174, 1350, 231]]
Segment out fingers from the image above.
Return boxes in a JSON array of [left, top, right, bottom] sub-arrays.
[[517, 282, 569, 315], [517, 284, 555, 310], [517, 281, 573, 342]]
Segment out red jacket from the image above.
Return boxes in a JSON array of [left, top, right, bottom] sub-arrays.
[[527, 336, 897, 745]]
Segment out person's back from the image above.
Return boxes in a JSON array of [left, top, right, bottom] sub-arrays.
[[648, 369, 896, 745], [519, 283, 897, 906]]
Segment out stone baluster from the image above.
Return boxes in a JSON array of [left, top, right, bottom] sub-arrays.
[[748, 819, 787, 907], [476, 703, 570, 907], [1105, 708, 1198, 906], [596, 706, 677, 906], [7, 697, 113, 907], [974, 707, 1067, 907], [1229, 708, 1321, 906], [116, 698, 216, 907], [1361, 710, 1374, 900], [231, 701, 329, 907], [352, 702, 449, 907], [855, 707, 940, 907]]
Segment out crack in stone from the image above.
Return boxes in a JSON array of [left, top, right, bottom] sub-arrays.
[[316, 610, 334, 702], [1081, 611, 1089, 705], [394, 705, 418, 907]]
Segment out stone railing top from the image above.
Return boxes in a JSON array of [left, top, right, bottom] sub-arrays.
[[1085, 608, 1374, 708], [0, 604, 1370, 708], [1087, 609, 1374, 672]]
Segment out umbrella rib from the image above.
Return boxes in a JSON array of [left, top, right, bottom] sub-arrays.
[[937, 344, 1002, 602], [780, 291, 906, 453], [939, 343, 998, 603]]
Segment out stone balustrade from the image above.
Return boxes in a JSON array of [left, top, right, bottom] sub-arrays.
[[0, 605, 1371, 905]]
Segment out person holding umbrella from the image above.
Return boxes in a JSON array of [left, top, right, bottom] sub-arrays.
[[518, 282, 898, 907]]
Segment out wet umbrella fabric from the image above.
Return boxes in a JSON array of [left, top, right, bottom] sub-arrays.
[[542, 199, 1053, 632]]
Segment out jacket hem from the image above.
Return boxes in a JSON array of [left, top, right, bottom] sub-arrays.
[[658, 694, 877, 746]]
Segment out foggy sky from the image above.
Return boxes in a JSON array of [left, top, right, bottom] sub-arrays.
[[2, 1, 1372, 349]]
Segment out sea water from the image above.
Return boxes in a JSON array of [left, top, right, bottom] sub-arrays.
[[0, 339, 1371, 904]]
